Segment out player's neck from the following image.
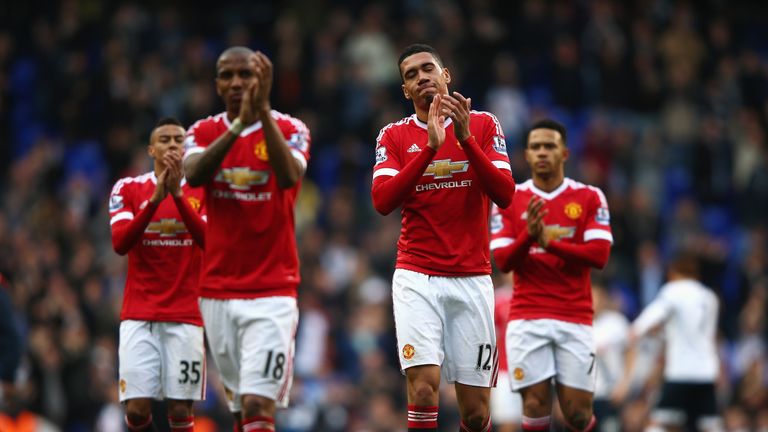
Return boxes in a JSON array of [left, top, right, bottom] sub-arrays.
[[414, 107, 428, 124], [532, 174, 565, 193], [153, 163, 164, 180]]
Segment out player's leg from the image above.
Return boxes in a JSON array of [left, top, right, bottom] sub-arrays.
[[692, 382, 723, 432], [158, 322, 206, 432], [506, 319, 557, 431], [166, 400, 194, 432], [646, 382, 687, 432], [119, 320, 162, 431], [237, 296, 299, 431], [440, 274, 496, 431], [198, 298, 243, 430], [393, 269, 444, 431], [552, 320, 597, 430]]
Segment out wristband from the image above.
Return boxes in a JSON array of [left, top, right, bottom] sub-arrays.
[[229, 118, 244, 135]]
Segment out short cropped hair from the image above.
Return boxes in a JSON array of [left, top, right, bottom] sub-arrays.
[[154, 117, 183, 129], [528, 119, 568, 146], [398, 43, 444, 70]]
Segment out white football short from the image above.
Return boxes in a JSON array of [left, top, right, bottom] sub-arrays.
[[118, 320, 206, 402], [491, 371, 523, 424], [199, 296, 298, 412], [392, 269, 497, 387], [505, 319, 596, 392]]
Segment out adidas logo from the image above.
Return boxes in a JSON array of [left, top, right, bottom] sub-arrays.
[[407, 144, 421, 153]]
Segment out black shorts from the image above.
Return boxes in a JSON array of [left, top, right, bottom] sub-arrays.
[[654, 381, 719, 427]]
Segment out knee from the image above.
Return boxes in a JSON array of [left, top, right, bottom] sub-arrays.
[[564, 407, 594, 431], [409, 380, 439, 404], [460, 410, 489, 431], [166, 400, 193, 419], [125, 399, 152, 424], [241, 394, 276, 417], [523, 394, 549, 417]]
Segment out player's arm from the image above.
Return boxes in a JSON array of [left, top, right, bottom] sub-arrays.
[[492, 197, 544, 272], [110, 173, 167, 255], [442, 92, 515, 208], [252, 52, 304, 189], [164, 152, 206, 249], [540, 190, 612, 268], [372, 96, 444, 215]]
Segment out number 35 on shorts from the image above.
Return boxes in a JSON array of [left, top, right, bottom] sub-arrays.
[[178, 360, 202, 384]]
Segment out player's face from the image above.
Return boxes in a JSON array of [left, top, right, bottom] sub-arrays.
[[525, 128, 569, 177], [216, 53, 257, 111], [400, 52, 451, 109], [148, 125, 185, 163]]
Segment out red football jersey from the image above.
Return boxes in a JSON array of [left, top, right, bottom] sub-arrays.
[[184, 111, 311, 299], [490, 178, 613, 324], [494, 285, 513, 372], [109, 172, 205, 325], [372, 112, 512, 276]]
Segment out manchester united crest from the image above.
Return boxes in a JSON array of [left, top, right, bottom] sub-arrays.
[[187, 197, 201, 212], [402, 344, 415, 360], [119, 379, 127, 393], [513, 367, 525, 380], [254, 140, 269, 161], [564, 202, 582, 219]]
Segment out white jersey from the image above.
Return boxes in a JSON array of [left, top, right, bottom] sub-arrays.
[[632, 279, 719, 382], [593, 310, 629, 399]]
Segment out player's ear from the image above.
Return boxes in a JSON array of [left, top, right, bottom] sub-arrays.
[[562, 146, 570, 162], [443, 67, 451, 84], [402, 83, 411, 100]]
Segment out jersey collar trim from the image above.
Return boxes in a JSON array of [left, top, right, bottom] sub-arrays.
[[411, 114, 453, 130], [221, 112, 263, 136], [529, 178, 571, 200]]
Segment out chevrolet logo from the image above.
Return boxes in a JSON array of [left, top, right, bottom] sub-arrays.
[[146, 219, 187, 237], [216, 167, 270, 190], [423, 159, 469, 179]]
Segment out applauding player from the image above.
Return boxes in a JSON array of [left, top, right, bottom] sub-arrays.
[[372, 43, 515, 432], [109, 117, 206, 432], [491, 119, 612, 431], [184, 47, 310, 432]]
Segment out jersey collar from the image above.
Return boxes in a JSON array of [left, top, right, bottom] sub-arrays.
[[411, 114, 453, 130], [528, 178, 571, 200], [222, 112, 263, 136]]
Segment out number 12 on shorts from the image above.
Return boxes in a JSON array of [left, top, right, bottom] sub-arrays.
[[475, 344, 495, 371]]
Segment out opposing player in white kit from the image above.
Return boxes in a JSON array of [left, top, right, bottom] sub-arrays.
[[372, 44, 515, 432], [624, 253, 723, 432], [109, 118, 206, 432], [184, 47, 310, 432]]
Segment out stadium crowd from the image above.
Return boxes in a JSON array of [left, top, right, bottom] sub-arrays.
[[0, 0, 766, 430]]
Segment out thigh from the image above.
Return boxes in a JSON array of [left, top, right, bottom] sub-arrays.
[[118, 320, 161, 402], [237, 297, 298, 409], [506, 319, 556, 391], [199, 298, 240, 412], [159, 322, 206, 401], [441, 274, 497, 387], [553, 321, 596, 392], [392, 269, 444, 371]]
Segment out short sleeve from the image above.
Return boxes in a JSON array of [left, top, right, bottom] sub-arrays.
[[109, 179, 134, 226], [583, 187, 613, 243], [490, 203, 518, 251], [477, 112, 511, 172], [278, 114, 312, 174], [372, 124, 403, 182], [183, 118, 214, 161]]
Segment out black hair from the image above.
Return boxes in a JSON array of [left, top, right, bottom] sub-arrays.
[[398, 43, 444, 70], [154, 117, 183, 128], [528, 118, 568, 146]]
